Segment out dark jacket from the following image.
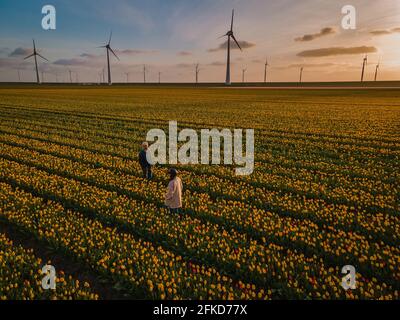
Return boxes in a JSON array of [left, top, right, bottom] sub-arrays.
[[139, 149, 151, 168]]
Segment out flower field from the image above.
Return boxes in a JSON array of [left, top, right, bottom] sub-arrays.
[[0, 86, 399, 300]]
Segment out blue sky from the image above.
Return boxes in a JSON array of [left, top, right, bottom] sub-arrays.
[[0, 0, 399, 82]]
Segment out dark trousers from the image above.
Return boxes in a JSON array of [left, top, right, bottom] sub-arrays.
[[169, 208, 181, 215], [141, 166, 152, 180]]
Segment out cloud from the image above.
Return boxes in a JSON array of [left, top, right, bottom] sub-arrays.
[[295, 27, 335, 42], [370, 27, 400, 36], [370, 30, 391, 36], [297, 46, 377, 57], [80, 53, 98, 59], [9, 47, 32, 57], [288, 63, 336, 68], [53, 58, 89, 66], [208, 40, 255, 52], [115, 49, 158, 55], [274, 62, 358, 71], [177, 51, 192, 56]]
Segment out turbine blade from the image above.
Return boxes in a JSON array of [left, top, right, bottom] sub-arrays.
[[33, 39, 36, 51], [218, 34, 228, 39], [37, 53, 49, 62], [97, 45, 107, 48], [108, 47, 120, 61], [24, 53, 35, 60], [108, 31, 112, 45], [231, 34, 242, 51], [230, 9, 234, 31]]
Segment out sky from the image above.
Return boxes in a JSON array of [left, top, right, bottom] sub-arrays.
[[0, 0, 399, 83]]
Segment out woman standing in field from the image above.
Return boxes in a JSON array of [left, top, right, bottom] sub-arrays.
[[165, 168, 183, 217]]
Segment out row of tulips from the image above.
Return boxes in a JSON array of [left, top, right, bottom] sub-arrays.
[[0, 122, 398, 212], [2, 106, 399, 154], [0, 232, 98, 300], [0, 140, 398, 249], [2, 161, 398, 297], [0, 182, 272, 300], [0, 132, 398, 248], [0, 114, 397, 184]]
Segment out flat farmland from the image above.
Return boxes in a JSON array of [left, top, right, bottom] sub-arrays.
[[0, 86, 399, 300]]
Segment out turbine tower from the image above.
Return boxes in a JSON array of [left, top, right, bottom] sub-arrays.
[[242, 68, 247, 83], [374, 58, 380, 82], [220, 9, 242, 85], [98, 32, 120, 85], [143, 65, 147, 83], [24, 39, 48, 84], [68, 69, 73, 83], [264, 58, 269, 83], [125, 72, 130, 83], [158, 71, 161, 84], [361, 54, 368, 82], [299, 67, 304, 83], [195, 63, 200, 84]]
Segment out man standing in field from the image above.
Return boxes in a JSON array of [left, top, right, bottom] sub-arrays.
[[165, 168, 183, 217], [139, 141, 153, 180]]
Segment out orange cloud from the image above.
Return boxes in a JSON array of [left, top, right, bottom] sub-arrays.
[[297, 46, 377, 57], [295, 27, 335, 42], [370, 27, 400, 36], [208, 40, 255, 52]]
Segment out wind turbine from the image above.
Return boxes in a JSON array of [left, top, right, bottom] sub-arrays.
[[374, 58, 380, 82], [24, 39, 48, 84], [220, 9, 242, 85], [17, 68, 21, 82], [242, 68, 247, 83], [195, 63, 201, 84], [264, 58, 269, 83], [143, 65, 147, 83], [68, 69, 73, 83], [125, 72, 130, 83], [158, 71, 161, 84], [361, 54, 368, 82], [98, 32, 120, 85], [41, 71, 45, 83], [299, 67, 304, 83]]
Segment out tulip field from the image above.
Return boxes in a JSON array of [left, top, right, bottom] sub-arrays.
[[0, 85, 399, 300]]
